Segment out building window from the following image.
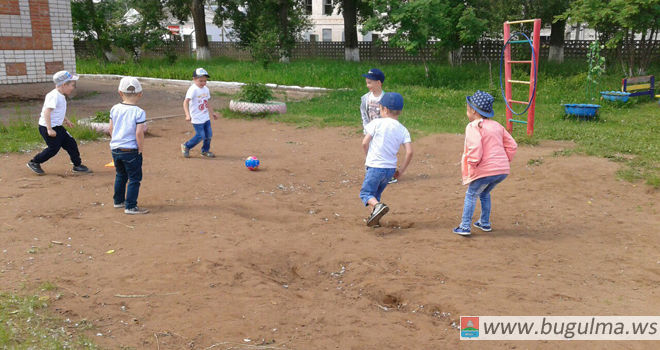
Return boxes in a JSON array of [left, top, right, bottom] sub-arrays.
[[323, 0, 334, 15], [309, 34, 318, 42], [322, 28, 332, 42], [305, 0, 312, 15]]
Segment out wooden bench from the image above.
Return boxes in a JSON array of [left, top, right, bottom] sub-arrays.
[[622, 75, 654, 98]]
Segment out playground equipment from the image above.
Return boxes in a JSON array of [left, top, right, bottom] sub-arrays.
[[500, 19, 541, 136], [622, 75, 655, 98]]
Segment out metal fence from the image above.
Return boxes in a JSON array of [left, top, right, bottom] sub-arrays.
[[75, 39, 660, 63]]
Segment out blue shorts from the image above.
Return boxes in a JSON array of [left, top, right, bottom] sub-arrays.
[[359, 167, 396, 206]]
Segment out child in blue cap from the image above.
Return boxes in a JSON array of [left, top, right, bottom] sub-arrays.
[[360, 68, 386, 132], [359, 92, 414, 227], [360, 68, 398, 184]]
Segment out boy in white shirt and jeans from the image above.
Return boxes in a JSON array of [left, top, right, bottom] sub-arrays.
[[181, 68, 219, 158], [109, 77, 148, 215], [359, 92, 414, 227], [27, 71, 91, 175]]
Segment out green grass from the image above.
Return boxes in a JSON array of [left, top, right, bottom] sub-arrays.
[[76, 57, 660, 187], [0, 117, 102, 153], [0, 290, 98, 349]]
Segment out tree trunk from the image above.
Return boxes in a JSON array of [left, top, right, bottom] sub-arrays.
[[278, 0, 290, 61], [342, 0, 360, 62], [548, 19, 565, 63], [448, 48, 463, 66], [84, 0, 111, 61], [191, 0, 210, 60]]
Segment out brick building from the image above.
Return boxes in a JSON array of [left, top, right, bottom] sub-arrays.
[[0, 0, 76, 85]]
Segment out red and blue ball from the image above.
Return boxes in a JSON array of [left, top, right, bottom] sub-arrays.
[[245, 156, 260, 171]]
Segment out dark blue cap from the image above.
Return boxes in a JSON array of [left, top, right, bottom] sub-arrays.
[[466, 90, 495, 118], [379, 92, 404, 111], [362, 68, 385, 83]]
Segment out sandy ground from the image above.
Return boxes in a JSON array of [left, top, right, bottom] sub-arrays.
[[0, 79, 658, 349]]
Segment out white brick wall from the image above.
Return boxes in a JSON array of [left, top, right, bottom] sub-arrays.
[[0, 0, 76, 85]]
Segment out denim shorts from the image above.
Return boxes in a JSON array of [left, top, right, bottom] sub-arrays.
[[359, 167, 396, 206]]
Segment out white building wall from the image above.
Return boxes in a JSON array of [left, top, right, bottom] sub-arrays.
[[303, 0, 382, 42], [0, 0, 76, 85]]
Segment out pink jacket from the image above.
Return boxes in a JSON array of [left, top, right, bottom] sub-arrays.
[[461, 118, 517, 185]]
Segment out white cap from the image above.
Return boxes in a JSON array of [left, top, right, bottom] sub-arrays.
[[53, 71, 79, 86], [193, 67, 209, 78], [118, 76, 143, 93]]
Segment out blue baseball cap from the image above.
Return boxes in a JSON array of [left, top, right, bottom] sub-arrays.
[[362, 68, 385, 83], [466, 90, 495, 118], [379, 92, 404, 111], [193, 67, 210, 78]]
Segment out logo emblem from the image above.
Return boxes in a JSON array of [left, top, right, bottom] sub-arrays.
[[461, 316, 479, 338]]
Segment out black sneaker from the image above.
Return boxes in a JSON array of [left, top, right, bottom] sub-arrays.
[[181, 144, 190, 158], [366, 202, 389, 227], [473, 221, 492, 232], [125, 206, 149, 215], [27, 161, 45, 175], [72, 164, 92, 173]]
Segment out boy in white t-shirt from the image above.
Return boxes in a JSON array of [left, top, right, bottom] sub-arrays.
[[181, 68, 219, 158], [27, 71, 92, 175], [359, 92, 414, 227], [109, 77, 148, 215]]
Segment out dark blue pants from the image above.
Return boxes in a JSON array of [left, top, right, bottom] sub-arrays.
[[31, 125, 81, 166], [112, 149, 143, 209]]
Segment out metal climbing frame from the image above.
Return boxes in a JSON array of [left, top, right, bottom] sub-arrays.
[[503, 19, 541, 136]]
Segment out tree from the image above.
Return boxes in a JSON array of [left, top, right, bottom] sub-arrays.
[[559, 0, 660, 75], [362, 0, 486, 69], [165, 0, 212, 60], [522, 0, 571, 62], [335, 0, 373, 62], [71, 0, 116, 60], [214, 0, 311, 64], [112, 0, 169, 61], [72, 0, 169, 62]]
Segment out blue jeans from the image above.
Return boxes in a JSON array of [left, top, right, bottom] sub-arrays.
[[112, 149, 143, 209], [459, 174, 508, 229], [185, 120, 212, 153], [359, 167, 396, 206]]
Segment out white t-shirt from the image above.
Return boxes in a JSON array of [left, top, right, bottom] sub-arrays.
[[109, 103, 146, 150], [366, 91, 383, 124], [185, 84, 211, 124], [364, 117, 411, 168], [39, 89, 67, 127]]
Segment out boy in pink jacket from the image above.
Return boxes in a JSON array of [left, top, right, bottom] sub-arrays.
[[453, 91, 517, 236]]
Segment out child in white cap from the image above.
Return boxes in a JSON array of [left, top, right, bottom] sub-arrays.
[[181, 67, 219, 158], [27, 71, 92, 175], [109, 77, 148, 214]]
